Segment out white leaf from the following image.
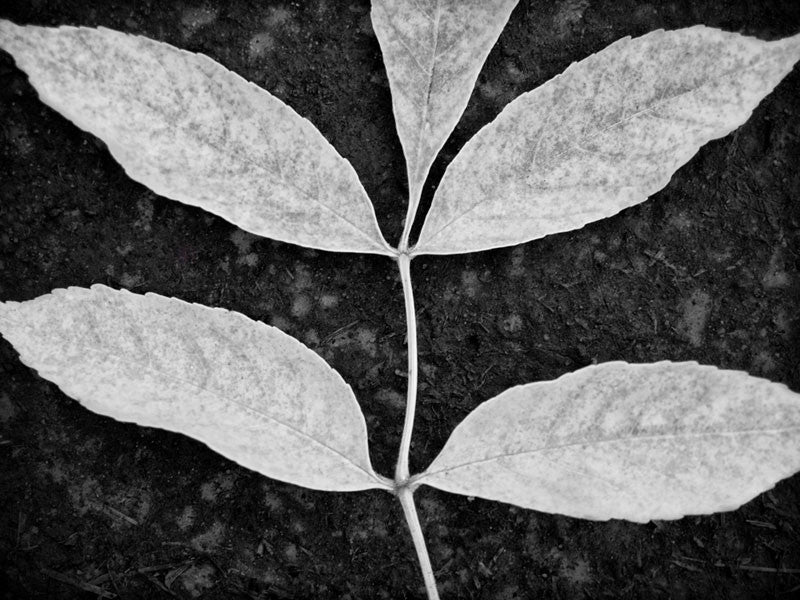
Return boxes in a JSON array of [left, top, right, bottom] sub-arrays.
[[0, 21, 393, 256], [414, 27, 800, 255], [415, 361, 800, 522], [0, 285, 390, 492], [371, 0, 518, 233]]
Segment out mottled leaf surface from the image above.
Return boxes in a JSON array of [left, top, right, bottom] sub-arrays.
[[414, 27, 800, 255], [371, 0, 518, 236], [416, 362, 800, 521], [0, 286, 389, 492], [0, 21, 392, 255]]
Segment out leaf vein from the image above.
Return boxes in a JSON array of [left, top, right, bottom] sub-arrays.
[[423, 426, 800, 480]]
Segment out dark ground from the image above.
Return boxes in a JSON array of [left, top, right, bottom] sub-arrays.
[[1, 1, 800, 598]]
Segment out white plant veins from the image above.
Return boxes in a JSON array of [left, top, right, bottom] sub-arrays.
[[414, 362, 800, 522], [415, 27, 800, 254], [371, 0, 517, 247], [0, 286, 389, 492], [2, 9, 800, 600], [0, 22, 392, 255]]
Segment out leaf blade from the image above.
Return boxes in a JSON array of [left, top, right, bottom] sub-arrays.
[[0, 286, 388, 492], [0, 21, 392, 255], [414, 27, 800, 255], [371, 0, 518, 236], [415, 361, 800, 521]]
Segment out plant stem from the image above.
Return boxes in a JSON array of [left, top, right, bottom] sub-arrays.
[[396, 243, 438, 597], [399, 487, 440, 600], [395, 252, 418, 483], [398, 182, 421, 253]]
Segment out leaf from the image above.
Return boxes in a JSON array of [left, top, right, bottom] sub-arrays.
[[415, 361, 800, 522], [371, 0, 518, 235], [0, 21, 392, 256], [0, 285, 390, 492], [414, 27, 800, 255]]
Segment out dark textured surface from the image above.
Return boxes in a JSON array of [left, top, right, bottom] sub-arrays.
[[1, 1, 799, 598]]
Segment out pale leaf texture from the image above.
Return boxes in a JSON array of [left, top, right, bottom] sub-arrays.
[[371, 0, 518, 233], [414, 27, 800, 255], [0, 286, 389, 492], [0, 21, 392, 255], [416, 362, 800, 522]]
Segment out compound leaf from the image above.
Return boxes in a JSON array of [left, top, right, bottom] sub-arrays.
[[0, 286, 389, 492], [414, 27, 800, 255], [0, 21, 392, 256], [416, 361, 800, 522], [371, 0, 518, 236]]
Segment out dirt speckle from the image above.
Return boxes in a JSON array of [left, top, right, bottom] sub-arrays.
[[677, 289, 712, 347], [502, 313, 524, 333], [0, 393, 17, 422], [248, 31, 275, 60], [560, 555, 593, 585], [191, 520, 226, 553], [134, 197, 154, 231], [478, 77, 516, 106], [762, 246, 791, 289], [348, 514, 388, 541], [238, 253, 259, 267], [319, 293, 339, 309], [282, 542, 299, 563], [304, 328, 320, 345], [355, 327, 378, 357], [4, 123, 33, 155], [291, 263, 313, 289], [68, 477, 102, 516], [229, 230, 257, 254], [230, 230, 260, 267], [327, 325, 379, 359], [375, 387, 406, 411], [262, 488, 284, 512], [178, 563, 217, 597], [180, 6, 219, 37], [176, 505, 197, 531], [119, 271, 144, 288], [508, 247, 526, 278], [200, 471, 236, 501], [264, 6, 295, 29], [773, 307, 795, 338], [751, 348, 778, 376], [291, 293, 312, 318], [116, 242, 134, 256], [108, 484, 152, 524], [554, 0, 591, 37], [461, 270, 481, 298], [270, 314, 292, 331]]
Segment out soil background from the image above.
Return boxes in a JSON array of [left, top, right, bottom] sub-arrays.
[[1, 1, 800, 599]]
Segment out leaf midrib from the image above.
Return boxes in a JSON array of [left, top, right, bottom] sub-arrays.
[[33, 33, 386, 252], [419, 51, 785, 246], [422, 426, 800, 480], [23, 332, 381, 486]]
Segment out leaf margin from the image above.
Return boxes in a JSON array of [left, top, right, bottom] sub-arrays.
[[411, 360, 800, 522], [411, 26, 800, 256], [0, 20, 396, 257], [0, 284, 393, 493]]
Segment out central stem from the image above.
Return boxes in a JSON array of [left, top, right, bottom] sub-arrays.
[[395, 252, 418, 483], [394, 251, 440, 599], [398, 486, 440, 600]]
